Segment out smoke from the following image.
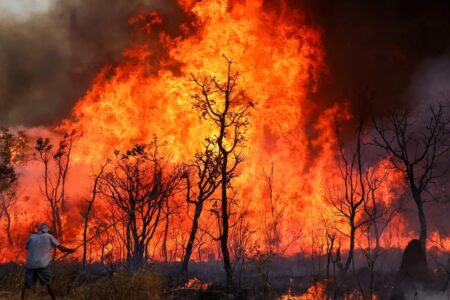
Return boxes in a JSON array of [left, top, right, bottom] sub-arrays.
[[290, 0, 450, 114], [2, 0, 450, 126], [0, 0, 184, 127], [407, 55, 450, 236], [409, 55, 450, 111]]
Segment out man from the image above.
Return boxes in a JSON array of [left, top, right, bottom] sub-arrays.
[[22, 223, 75, 300]]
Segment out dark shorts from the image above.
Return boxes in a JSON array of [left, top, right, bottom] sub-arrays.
[[24, 266, 52, 288]]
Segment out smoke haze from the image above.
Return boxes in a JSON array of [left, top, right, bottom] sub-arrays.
[[1, 0, 450, 126], [0, 0, 183, 126]]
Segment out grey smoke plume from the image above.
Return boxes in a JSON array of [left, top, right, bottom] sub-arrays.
[[2, 0, 450, 127], [409, 55, 450, 111], [0, 0, 182, 127], [294, 0, 450, 114]]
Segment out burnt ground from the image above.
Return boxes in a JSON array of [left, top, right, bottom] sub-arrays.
[[0, 247, 450, 299]]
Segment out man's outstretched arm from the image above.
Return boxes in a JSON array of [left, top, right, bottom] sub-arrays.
[[57, 244, 75, 253]]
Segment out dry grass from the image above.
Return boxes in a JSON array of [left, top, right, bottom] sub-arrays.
[[0, 264, 165, 300], [69, 271, 165, 300]]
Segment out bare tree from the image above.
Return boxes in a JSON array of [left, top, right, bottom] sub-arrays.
[[230, 201, 253, 292], [192, 56, 251, 289], [161, 197, 170, 263], [325, 229, 337, 279], [262, 163, 284, 255], [373, 103, 449, 251], [357, 232, 380, 300], [0, 184, 18, 246], [161, 193, 181, 263], [327, 118, 366, 273], [82, 160, 109, 270], [99, 142, 179, 270], [92, 221, 113, 266], [308, 220, 326, 279], [35, 131, 77, 239], [181, 138, 221, 276], [0, 128, 26, 245], [363, 165, 400, 254]]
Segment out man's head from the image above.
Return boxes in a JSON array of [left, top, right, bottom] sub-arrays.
[[38, 223, 50, 233]]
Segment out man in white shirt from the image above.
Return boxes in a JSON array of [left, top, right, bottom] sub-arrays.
[[22, 223, 75, 300]]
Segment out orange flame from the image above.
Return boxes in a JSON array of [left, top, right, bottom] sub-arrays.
[[1, 0, 449, 264]]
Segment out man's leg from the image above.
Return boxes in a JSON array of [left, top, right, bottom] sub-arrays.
[[46, 284, 56, 300], [38, 266, 55, 300], [22, 268, 36, 300], [21, 286, 28, 300]]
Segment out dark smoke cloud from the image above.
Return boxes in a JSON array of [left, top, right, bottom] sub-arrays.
[[0, 0, 183, 127], [290, 0, 450, 114], [3, 0, 450, 126]]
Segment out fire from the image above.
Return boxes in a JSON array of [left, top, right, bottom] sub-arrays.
[[280, 281, 380, 300], [59, 0, 328, 258], [280, 281, 328, 300], [1, 0, 449, 265]]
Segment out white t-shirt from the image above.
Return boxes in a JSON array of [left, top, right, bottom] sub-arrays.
[[25, 232, 60, 268]]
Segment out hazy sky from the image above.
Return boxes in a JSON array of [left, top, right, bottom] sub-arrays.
[[0, 0, 54, 19]]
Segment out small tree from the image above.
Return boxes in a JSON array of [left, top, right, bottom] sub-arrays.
[[82, 160, 109, 270], [100, 142, 179, 270], [35, 131, 77, 239], [325, 229, 337, 279], [192, 56, 251, 289], [181, 138, 221, 276], [262, 163, 284, 255], [0, 128, 26, 245], [327, 118, 366, 273], [356, 232, 380, 300], [373, 103, 449, 251], [363, 165, 400, 254]]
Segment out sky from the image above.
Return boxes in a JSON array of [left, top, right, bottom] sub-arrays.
[[0, 0, 54, 18]]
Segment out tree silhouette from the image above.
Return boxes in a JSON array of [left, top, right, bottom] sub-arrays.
[[363, 165, 400, 255], [373, 103, 449, 252], [82, 160, 109, 270], [181, 138, 221, 277], [192, 56, 251, 289], [0, 128, 26, 245], [327, 117, 367, 273], [99, 141, 179, 270], [35, 131, 77, 239]]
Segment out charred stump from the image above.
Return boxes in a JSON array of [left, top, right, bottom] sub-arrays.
[[399, 239, 429, 282], [390, 240, 434, 299]]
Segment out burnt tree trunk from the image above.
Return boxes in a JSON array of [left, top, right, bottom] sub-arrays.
[[326, 234, 335, 279], [82, 207, 91, 269], [162, 198, 169, 263], [372, 205, 381, 254], [344, 224, 356, 273], [413, 190, 427, 252], [191, 58, 250, 291], [182, 199, 204, 277], [4, 206, 12, 246], [220, 154, 233, 290]]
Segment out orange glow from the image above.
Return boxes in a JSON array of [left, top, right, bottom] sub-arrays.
[[1, 0, 449, 264]]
